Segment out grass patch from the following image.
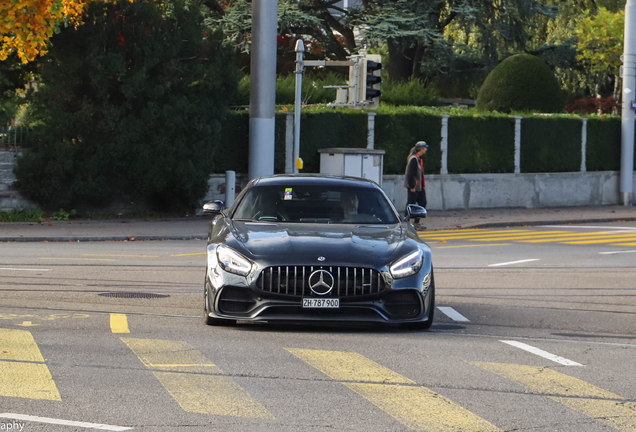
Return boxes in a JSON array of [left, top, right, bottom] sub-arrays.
[[0, 209, 44, 222]]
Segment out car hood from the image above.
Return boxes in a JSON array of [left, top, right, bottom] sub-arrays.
[[227, 221, 408, 267]]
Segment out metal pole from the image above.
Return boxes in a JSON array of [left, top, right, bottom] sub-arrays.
[[367, 112, 376, 149], [225, 171, 236, 208], [285, 112, 294, 173], [293, 40, 305, 174], [621, 0, 636, 206], [248, 0, 278, 181]]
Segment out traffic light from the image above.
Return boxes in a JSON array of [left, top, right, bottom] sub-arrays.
[[346, 55, 382, 108], [361, 54, 382, 109]]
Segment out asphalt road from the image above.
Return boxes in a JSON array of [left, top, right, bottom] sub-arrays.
[[0, 222, 635, 432]]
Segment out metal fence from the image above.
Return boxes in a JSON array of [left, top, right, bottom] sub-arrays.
[[0, 126, 30, 150]]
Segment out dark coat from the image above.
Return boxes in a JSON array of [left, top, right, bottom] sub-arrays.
[[403, 154, 423, 191]]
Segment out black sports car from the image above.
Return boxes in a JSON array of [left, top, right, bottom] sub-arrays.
[[202, 174, 434, 330]]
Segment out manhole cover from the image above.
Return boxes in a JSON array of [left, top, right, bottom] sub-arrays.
[[98, 292, 170, 299]]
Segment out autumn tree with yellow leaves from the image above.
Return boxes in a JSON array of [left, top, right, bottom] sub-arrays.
[[1, 0, 96, 63]]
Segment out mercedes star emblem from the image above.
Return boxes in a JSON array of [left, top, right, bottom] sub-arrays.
[[308, 269, 335, 296]]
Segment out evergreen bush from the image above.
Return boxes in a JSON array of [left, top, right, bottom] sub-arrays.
[[477, 54, 565, 113], [520, 117, 581, 172], [15, 0, 238, 211], [381, 78, 440, 107], [586, 117, 621, 171]]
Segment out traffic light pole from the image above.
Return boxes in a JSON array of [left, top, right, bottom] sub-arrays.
[[293, 40, 305, 173], [248, 0, 278, 181], [621, 0, 635, 206]]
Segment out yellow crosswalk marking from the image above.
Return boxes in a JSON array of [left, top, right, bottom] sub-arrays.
[[0, 329, 61, 400], [611, 242, 636, 246], [564, 235, 636, 245], [122, 338, 273, 418], [110, 314, 130, 334], [434, 244, 510, 249], [471, 362, 636, 432], [287, 348, 501, 432], [420, 230, 531, 239], [521, 233, 636, 243]]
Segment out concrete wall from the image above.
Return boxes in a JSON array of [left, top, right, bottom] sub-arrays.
[[0, 150, 37, 211], [205, 171, 634, 211], [2, 150, 633, 212]]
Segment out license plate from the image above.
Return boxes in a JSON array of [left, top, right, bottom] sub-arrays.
[[302, 298, 339, 308]]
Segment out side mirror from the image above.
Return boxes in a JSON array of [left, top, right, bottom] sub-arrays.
[[202, 200, 224, 215], [406, 204, 427, 219]]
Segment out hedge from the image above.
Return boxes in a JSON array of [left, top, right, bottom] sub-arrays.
[[520, 117, 582, 172], [448, 116, 515, 173], [586, 117, 621, 171], [214, 109, 631, 176], [374, 110, 441, 175]]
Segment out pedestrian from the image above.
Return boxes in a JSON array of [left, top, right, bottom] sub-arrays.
[[403, 140, 428, 229]]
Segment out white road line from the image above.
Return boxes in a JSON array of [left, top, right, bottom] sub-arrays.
[[437, 307, 470, 322], [542, 225, 636, 230], [599, 250, 636, 255], [0, 268, 51, 271], [500, 341, 583, 366], [488, 259, 539, 267], [0, 414, 133, 431]]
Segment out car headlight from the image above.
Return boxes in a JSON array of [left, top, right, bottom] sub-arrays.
[[216, 245, 253, 276], [390, 249, 423, 279]]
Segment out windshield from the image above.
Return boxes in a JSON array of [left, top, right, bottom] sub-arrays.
[[233, 184, 399, 224]]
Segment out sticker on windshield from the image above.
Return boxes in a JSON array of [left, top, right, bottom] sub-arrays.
[[284, 188, 293, 200]]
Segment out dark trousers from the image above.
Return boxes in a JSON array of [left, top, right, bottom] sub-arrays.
[[406, 189, 427, 223]]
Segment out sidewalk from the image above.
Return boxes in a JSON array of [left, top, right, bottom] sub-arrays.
[[0, 206, 634, 242]]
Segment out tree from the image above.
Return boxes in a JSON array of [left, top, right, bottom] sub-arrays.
[[15, 0, 240, 211], [0, 0, 99, 63], [574, 7, 624, 99]]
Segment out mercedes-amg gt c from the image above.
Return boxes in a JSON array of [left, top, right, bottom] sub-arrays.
[[202, 174, 434, 329]]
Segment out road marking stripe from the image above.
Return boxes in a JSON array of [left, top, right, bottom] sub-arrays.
[[110, 314, 130, 334], [564, 235, 636, 244], [0, 414, 132, 431], [122, 338, 273, 418], [0, 329, 61, 401], [83, 254, 159, 258], [38, 258, 116, 261], [542, 225, 636, 230], [437, 307, 470, 322], [434, 244, 510, 249], [420, 230, 529, 238], [471, 362, 636, 432], [521, 233, 636, 243], [471, 232, 636, 242], [420, 231, 537, 240], [287, 349, 501, 432], [488, 259, 539, 267], [171, 252, 207, 257], [500, 341, 582, 366], [0, 268, 51, 271], [601, 249, 636, 253]]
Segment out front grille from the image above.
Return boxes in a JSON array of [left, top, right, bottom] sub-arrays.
[[256, 266, 385, 297]]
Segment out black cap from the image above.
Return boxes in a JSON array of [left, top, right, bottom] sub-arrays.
[[415, 141, 428, 149]]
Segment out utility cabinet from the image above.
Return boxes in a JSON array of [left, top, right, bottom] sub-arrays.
[[318, 148, 385, 185]]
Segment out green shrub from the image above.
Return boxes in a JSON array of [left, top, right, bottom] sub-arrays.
[[15, 0, 239, 211], [448, 116, 515, 173], [520, 117, 581, 172], [477, 54, 565, 113], [215, 111, 250, 173], [586, 117, 621, 171], [0, 209, 44, 222], [234, 73, 343, 106], [381, 78, 440, 107], [374, 107, 442, 175]]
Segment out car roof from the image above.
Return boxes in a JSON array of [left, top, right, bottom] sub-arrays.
[[252, 174, 380, 189]]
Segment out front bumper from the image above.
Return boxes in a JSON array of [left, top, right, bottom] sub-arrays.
[[205, 268, 433, 324]]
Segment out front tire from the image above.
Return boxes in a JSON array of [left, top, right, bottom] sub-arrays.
[[204, 282, 236, 327]]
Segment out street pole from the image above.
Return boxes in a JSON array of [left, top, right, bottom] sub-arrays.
[[293, 40, 305, 174], [248, 0, 278, 181], [621, 0, 636, 206]]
